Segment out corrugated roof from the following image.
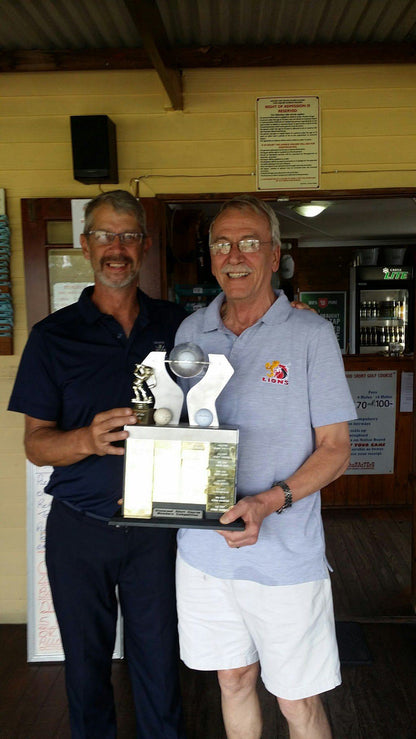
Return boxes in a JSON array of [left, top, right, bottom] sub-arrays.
[[1, 0, 415, 51]]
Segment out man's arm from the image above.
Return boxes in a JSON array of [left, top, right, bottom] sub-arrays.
[[24, 408, 137, 467], [219, 420, 351, 547]]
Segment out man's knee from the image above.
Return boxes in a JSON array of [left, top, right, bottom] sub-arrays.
[[218, 662, 259, 698], [277, 694, 322, 725]]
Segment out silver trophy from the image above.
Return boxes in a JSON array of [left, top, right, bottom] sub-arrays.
[[117, 343, 242, 530]]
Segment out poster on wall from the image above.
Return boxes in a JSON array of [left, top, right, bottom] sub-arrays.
[[345, 371, 397, 475], [256, 96, 320, 190], [71, 198, 91, 248], [300, 291, 346, 352], [27, 462, 123, 662]]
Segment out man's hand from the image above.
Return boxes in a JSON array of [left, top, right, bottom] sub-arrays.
[[85, 408, 137, 457], [217, 494, 270, 549], [291, 300, 317, 313], [24, 408, 137, 467]]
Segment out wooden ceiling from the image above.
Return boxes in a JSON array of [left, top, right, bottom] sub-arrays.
[[1, 0, 416, 109]]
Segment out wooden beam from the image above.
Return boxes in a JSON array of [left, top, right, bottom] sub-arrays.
[[176, 41, 416, 67], [124, 0, 183, 110], [1, 42, 415, 75], [0, 48, 150, 73]]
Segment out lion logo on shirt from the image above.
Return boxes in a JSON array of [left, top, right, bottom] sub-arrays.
[[262, 360, 289, 385]]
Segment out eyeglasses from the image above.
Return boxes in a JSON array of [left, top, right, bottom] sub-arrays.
[[209, 238, 272, 256], [87, 230, 144, 245]]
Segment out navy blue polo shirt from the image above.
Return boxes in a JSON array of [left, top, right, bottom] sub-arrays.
[[9, 287, 186, 517]]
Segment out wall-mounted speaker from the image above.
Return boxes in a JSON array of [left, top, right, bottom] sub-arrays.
[[70, 115, 119, 184]]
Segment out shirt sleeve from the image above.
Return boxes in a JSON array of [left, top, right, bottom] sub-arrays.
[[8, 326, 61, 421], [307, 319, 357, 428]]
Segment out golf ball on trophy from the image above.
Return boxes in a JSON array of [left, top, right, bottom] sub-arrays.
[[194, 408, 214, 427], [153, 407, 173, 426]]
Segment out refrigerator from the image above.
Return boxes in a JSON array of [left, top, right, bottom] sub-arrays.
[[349, 265, 414, 355]]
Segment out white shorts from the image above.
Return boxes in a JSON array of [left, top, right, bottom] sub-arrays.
[[176, 554, 341, 701]]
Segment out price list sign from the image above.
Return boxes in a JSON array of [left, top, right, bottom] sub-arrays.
[[256, 96, 320, 190], [345, 371, 397, 475]]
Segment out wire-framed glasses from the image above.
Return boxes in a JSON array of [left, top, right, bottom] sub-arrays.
[[209, 238, 272, 256], [87, 230, 144, 245]]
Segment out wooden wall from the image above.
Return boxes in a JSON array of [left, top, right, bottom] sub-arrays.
[[1, 64, 416, 621]]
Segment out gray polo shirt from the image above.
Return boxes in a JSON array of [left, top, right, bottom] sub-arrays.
[[175, 291, 357, 586]]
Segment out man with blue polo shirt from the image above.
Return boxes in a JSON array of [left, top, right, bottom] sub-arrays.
[[175, 195, 357, 739], [9, 190, 186, 739]]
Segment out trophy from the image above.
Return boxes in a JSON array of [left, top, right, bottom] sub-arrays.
[[111, 343, 243, 530]]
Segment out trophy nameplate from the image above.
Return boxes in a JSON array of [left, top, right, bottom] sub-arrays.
[[109, 344, 244, 530]]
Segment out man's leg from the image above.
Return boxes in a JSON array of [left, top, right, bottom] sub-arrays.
[[277, 695, 332, 739], [46, 500, 120, 739], [217, 663, 262, 739], [119, 527, 185, 739]]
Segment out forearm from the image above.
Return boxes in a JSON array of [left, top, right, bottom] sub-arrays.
[[25, 425, 93, 467], [24, 408, 135, 467], [219, 422, 351, 546], [256, 425, 351, 516]]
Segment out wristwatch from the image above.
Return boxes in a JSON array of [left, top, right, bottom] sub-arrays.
[[272, 480, 293, 514]]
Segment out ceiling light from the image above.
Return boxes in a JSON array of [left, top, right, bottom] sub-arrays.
[[293, 201, 331, 218]]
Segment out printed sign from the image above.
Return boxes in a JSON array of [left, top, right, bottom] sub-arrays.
[[256, 96, 320, 190], [345, 371, 397, 475]]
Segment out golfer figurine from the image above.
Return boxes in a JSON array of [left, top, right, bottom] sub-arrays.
[[131, 363, 155, 425]]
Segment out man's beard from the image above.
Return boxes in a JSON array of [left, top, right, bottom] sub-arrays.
[[95, 257, 139, 289]]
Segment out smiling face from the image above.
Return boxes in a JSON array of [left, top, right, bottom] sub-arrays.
[[80, 204, 150, 290], [210, 206, 280, 308]]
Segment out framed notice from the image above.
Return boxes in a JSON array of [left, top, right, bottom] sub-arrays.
[[300, 291, 347, 353], [256, 96, 320, 190], [27, 462, 123, 661], [345, 371, 397, 475]]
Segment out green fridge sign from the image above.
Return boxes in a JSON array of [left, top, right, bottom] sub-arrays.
[[299, 291, 347, 353]]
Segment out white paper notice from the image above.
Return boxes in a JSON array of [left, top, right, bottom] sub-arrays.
[[52, 282, 93, 312], [256, 96, 320, 190], [71, 198, 91, 248], [345, 371, 396, 475], [400, 372, 413, 412]]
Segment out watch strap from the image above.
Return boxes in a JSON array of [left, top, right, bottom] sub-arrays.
[[272, 480, 293, 514]]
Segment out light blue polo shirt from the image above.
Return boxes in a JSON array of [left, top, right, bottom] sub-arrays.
[[175, 290, 357, 586]]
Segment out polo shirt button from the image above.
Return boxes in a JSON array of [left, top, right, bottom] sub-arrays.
[[117, 333, 123, 339]]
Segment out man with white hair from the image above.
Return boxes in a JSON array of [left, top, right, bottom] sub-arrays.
[[175, 195, 356, 739]]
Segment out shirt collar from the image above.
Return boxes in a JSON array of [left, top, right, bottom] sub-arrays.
[[78, 285, 150, 327], [202, 289, 291, 332]]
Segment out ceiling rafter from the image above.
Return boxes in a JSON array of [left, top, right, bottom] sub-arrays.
[[123, 0, 183, 110]]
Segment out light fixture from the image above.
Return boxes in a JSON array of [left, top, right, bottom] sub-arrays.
[[292, 201, 331, 218]]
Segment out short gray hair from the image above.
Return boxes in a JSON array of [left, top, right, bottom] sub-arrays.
[[83, 190, 147, 236], [209, 195, 281, 248]]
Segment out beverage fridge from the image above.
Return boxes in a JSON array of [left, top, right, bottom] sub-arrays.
[[349, 265, 414, 354]]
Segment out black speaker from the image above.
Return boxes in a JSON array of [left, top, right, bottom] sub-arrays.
[[70, 115, 119, 184]]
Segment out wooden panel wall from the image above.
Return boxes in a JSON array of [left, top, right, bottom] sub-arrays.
[[1, 64, 416, 621]]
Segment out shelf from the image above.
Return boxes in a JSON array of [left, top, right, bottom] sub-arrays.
[[360, 317, 404, 323]]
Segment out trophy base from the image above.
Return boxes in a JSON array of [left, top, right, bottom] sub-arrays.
[[131, 403, 154, 425], [109, 510, 245, 530]]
